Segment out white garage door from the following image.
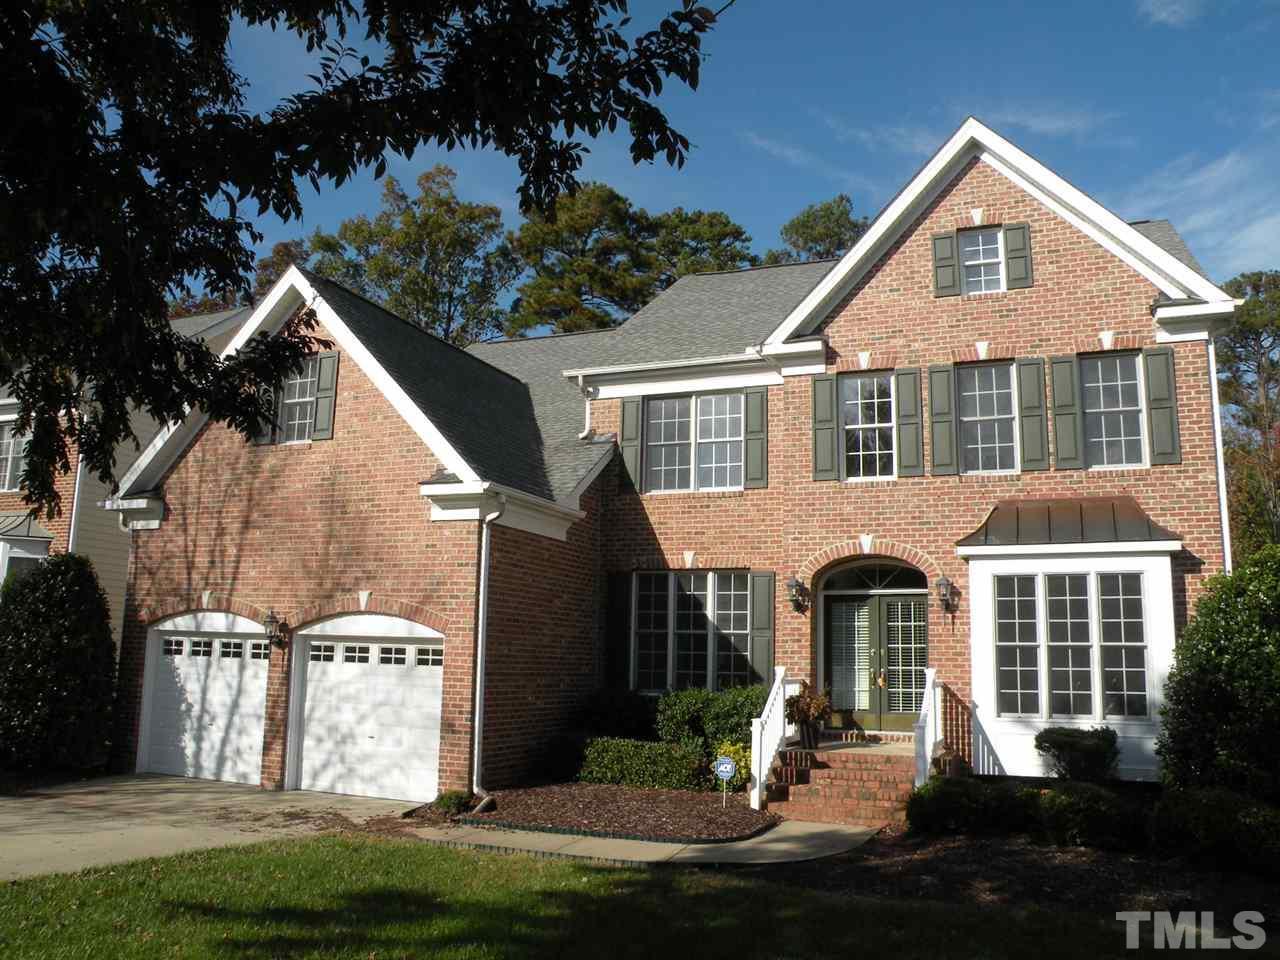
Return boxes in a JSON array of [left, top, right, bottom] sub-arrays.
[[294, 616, 444, 803], [141, 616, 269, 785]]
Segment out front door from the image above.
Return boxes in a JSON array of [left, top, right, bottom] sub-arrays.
[[824, 595, 928, 732]]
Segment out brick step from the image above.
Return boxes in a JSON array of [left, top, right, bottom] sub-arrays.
[[780, 782, 914, 804], [767, 744, 916, 827], [820, 729, 915, 745]]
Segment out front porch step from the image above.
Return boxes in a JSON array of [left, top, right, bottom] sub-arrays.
[[820, 728, 915, 746], [766, 743, 916, 828]]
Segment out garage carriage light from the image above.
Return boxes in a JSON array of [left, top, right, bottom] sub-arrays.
[[264, 610, 286, 648]]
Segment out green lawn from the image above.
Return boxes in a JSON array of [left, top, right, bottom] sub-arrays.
[[0, 835, 1168, 959]]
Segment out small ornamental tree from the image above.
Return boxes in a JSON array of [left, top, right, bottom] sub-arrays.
[[0, 553, 116, 770], [1157, 545, 1280, 802]]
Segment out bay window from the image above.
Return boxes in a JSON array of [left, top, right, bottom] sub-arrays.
[[994, 571, 1149, 720]]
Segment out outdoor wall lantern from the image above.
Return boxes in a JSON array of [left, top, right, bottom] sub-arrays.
[[935, 576, 959, 613], [785, 576, 810, 613], [264, 609, 287, 648]]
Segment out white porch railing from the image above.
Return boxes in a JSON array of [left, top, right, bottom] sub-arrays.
[[749, 666, 789, 810], [913, 667, 941, 787]]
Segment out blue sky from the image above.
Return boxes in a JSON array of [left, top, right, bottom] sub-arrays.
[[230, 0, 1280, 284]]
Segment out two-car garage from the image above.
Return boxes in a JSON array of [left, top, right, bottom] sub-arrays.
[[139, 612, 444, 802]]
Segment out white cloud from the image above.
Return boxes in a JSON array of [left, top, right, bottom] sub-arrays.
[[740, 131, 880, 195], [980, 105, 1123, 139], [1111, 141, 1280, 278], [816, 115, 944, 157], [1136, 0, 1205, 26]]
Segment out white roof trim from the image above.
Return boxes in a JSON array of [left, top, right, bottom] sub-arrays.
[[295, 613, 443, 640], [764, 117, 1234, 347], [113, 266, 481, 498], [957, 540, 1183, 558]]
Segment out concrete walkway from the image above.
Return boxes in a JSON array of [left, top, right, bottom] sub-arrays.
[[407, 819, 877, 866], [0, 775, 409, 880]]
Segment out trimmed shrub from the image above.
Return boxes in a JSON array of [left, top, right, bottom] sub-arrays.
[[1158, 545, 1280, 803], [704, 685, 769, 748], [712, 740, 751, 792], [906, 777, 1039, 834], [1153, 787, 1280, 877], [578, 737, 706, 791], [655, 687, 715, 746], [1038, 782, 1146, 850], [0, 553, 115, 770], [1034, 726, 1119, 782], [576, 690, 659, 740]]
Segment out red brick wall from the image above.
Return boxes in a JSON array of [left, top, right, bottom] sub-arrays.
[[118, 319, 484, 791], [592, 156, 1227, 748], [482, 476, 607, 787]]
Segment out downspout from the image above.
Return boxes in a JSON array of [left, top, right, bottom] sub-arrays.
[[471, 491, 507, 799], [576, 374, 594, 439], [1208, 338, 1234, 573]]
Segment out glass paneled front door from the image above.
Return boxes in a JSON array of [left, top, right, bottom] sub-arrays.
[[824, 594, 928, 731]]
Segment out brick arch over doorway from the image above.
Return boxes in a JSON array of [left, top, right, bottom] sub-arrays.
[[290, 595, 451, 636], [798, 537, 943, 585], [140, 593, 268, 626]]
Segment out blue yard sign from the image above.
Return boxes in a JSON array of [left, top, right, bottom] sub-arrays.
[[713, 756, 737, 808]]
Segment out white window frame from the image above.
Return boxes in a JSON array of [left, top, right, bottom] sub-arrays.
[[960, 227, 1005, 295], [957, 361, 1021, 476], [279, 356, 321, 445], [1080, 351, 1150, 471], [838, 372, 897, 482], [0, 537, 49, 583], [0, 413, 25, 492], [629, 570, 752, 693], [642, 391, 745, 493], [988, 569, 1151, 723]]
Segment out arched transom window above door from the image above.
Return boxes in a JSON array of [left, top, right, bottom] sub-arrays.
[[822, 561, 927, 593]]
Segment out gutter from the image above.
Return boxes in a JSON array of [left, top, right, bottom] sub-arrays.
[[471, 492, 507, 797]]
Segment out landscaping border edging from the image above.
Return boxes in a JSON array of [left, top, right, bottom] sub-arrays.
[[455, 814, 780, 846]]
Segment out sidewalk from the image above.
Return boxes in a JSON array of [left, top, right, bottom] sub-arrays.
[[405, 819, 877, 866]]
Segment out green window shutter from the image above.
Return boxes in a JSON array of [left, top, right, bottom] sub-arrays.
[[893, 368, 924, 476], [749, 571, 775, 685], [928, 364, 958, 475], [1016, 357, 1049, 471], [932, 232, 961, 297], [252, 384, 278, 445], [811, 375, 839, 481], [743, 386, 768, 489], [1003, 223, 1033, 289], [619, 397, 643, 489], [606, 572, 633, 690], [1143, 347, 1182, 464], [1049, 355, 1086, 469], [310, 351, 340, 441]]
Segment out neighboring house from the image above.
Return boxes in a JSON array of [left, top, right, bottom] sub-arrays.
[[0, 307, 250, 642], [105, 118, 1237, 812]]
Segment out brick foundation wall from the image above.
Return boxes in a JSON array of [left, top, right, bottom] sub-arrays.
[[592, 156, 1227, 753], [118, 319, 483, 791], [482, 475, 607, 787]]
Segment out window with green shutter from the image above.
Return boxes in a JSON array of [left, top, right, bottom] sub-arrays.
[[253, 351, 339, 445]]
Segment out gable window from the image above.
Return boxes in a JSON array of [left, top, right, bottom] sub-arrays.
[[840, 374, 894, 479], [632, 570, 753, 692], [1082, 354, 1145, 468], [993, 571, 1148, 720], [960, 229, 1003, 294], [643, 393, 743, 492], [255, 351, 339, 447], [0, 423, 26, 491], [958, 363, 1017, 473], [280, 357, 320, 443]]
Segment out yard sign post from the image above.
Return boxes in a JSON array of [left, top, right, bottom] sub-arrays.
[[713, 756, 737, 809]]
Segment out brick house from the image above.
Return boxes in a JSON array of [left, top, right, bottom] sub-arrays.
[[106, 118, 1237, 807]]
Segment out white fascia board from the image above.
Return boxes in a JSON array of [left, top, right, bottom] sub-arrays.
[[593, 368, 783, 400], [764, 117, 1233, 347], [956, 540, 1183, 558], [117, 265, 481, 496], [759, 338, 826, 358], [420, 480, 585, 542], [563, 352, 760, 379]]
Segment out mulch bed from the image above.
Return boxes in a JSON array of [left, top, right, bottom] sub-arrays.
[[751, 826, 1280, 917], [460, 782, 779, 843]]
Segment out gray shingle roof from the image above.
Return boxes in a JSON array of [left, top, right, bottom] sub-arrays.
[[1129, 219, 1210, 282], [468, 330, 619, 499], [170, 306, 252, 354], [299, 270, 562, 502], [587, 260, 836, 365]]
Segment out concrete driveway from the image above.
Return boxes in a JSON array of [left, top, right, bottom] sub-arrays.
[[0, 775, 412, 880]]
